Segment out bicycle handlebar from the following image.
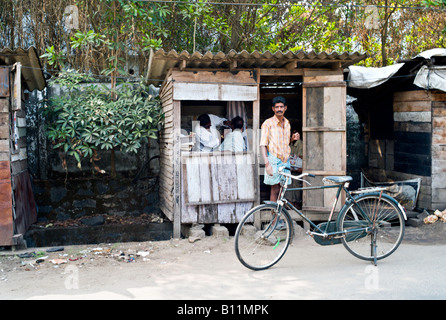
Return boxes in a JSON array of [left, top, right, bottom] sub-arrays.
[[277, 167, 315, 184]]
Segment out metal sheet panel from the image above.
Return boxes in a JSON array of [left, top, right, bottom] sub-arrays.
[[13, 171, 37, 236], [0, 161, 13, 246], [147, 49, 367, 85]]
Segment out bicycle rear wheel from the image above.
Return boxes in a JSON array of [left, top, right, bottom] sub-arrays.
[[234, 203, 293, 271], [337, 193, 405, 262]]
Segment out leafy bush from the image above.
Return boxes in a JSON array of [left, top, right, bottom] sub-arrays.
[[43, 70, 164, 176]]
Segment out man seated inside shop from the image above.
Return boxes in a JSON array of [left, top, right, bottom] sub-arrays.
[[220, 116, 246, 152], [193, 114, 230, 152], [289, 129, 303, 209], [290, 129, 302, 173]]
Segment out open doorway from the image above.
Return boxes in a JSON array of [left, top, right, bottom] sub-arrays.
[[259, 76, 303, 204]]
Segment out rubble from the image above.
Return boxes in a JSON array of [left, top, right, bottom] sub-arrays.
[[30, 213, 164, 230], [3, 240, 172, 272], [424, 209, 446, 224], [211, 224, 229, 239], [50, 259, 67, 265]]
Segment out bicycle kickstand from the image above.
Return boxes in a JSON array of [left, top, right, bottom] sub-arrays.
[[371, 228, 378, 266]]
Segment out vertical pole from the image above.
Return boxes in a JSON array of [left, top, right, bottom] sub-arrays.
[[173, 100, 182, 238]]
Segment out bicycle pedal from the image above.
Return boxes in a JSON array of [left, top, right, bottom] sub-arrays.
[[305, 230, 314, 238]]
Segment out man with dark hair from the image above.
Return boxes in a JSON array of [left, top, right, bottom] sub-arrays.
[[220, 116, 245, 152], [260, 96, 291, 202], [232, 116, 244, 130], [197, 114, 212, 129], [194, 114, 220, 152]]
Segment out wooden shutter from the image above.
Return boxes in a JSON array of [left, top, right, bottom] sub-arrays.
[[181, 152, 255, 224], [302, 80, 347, 213]]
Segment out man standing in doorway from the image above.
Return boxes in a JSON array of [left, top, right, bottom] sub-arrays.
[[260, 96, 291, 202]]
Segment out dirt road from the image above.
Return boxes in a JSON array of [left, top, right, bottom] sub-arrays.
[[1, 223, 446, 300]]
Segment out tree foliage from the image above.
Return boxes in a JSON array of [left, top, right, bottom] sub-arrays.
[[44, 70, 163, 176], [1, 0, 445, 175], [1, 0, 445, 71]]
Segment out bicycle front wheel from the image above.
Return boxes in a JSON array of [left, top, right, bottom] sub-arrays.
[[337, 193, 405, 262], [234, 203, 293, 271]]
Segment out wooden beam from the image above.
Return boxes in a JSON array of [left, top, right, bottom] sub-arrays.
[[173, 82, 257, 101], [260, 68, 304, 76], [229, 60, 237, 71], [179, 59, 187, 71], [253, 68, 261, 207], [285, 61, 297, 71]]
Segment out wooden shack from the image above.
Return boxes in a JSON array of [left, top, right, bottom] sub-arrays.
[[147, 49, 366, 237], [348, 50, 446, 212], [0, 47, 46, 246]]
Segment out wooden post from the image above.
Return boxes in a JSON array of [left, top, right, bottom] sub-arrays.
[[173, 100, 182, 238], [253, 68, 261, 207]]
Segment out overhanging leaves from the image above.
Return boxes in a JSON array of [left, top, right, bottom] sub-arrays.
[[43, 70, 164, 173]]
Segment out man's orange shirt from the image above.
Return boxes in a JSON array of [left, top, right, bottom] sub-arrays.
[[260, 116, 291, 163]]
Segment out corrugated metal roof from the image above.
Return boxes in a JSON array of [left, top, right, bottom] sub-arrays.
[[146, 48, 367, 85], [0, 47, 47, 91]]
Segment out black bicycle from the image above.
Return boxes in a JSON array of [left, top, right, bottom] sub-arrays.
[[234, 168, 406, 271]]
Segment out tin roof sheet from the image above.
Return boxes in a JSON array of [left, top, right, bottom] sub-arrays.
[[146, 49, 366, 85], [0, 47, 47, 91]]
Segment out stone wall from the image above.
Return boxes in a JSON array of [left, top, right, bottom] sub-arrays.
[[32, 176, 161, 224]]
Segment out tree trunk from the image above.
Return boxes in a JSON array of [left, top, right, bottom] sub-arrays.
[[230, 0, 243, 50], [381, 0, 389, 66]]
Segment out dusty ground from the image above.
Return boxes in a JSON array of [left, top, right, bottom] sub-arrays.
[[0, 232, 237, 299], [0, 222, 445, 300]]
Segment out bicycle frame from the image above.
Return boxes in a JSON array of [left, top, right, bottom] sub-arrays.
[[274, 174, 375, 240], [235, 169, 407, 270]]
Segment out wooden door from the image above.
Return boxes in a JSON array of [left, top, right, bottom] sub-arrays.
[[302, 77, 347, 214]]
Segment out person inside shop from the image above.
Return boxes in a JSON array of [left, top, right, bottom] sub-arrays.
[[220, 116, 245, 152], [193, 114, 230, 152], [289, 129, 303, 209], [290, 129, 303, 173]]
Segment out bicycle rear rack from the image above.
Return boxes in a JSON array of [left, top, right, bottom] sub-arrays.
[[350, 186, 388, 195]]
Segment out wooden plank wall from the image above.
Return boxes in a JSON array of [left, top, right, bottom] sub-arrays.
[[387, 90, 446, 210], [181, 152, 255, 224], [0, 66, 37, 244], [0, 69, 13, 245], [431, 92, 446, 210], [10, 79, 37, 235], [158, 74, 175, 221], [393, 91, 432, 177], [391, 90, 433, 209]]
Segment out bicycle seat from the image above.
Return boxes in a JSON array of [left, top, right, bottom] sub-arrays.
[[323, 176, 353, 184]]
